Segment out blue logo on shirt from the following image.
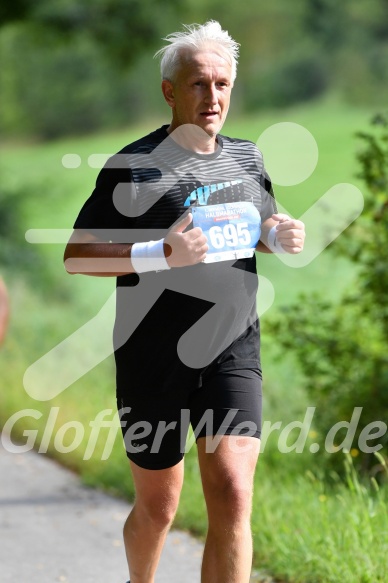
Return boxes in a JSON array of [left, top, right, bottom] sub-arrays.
[[183, 180, 243, 206]]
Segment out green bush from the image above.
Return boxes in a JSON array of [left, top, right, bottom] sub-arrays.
[[267, 113, 388, 478]]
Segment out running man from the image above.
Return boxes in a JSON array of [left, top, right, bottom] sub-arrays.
[[64, 21, 305, 583]]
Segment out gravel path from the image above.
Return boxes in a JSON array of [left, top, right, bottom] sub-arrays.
[[0, 437, 203, 583], [0, 436, 274, 583]]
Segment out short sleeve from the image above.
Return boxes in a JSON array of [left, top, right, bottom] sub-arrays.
[[73, 153, 137, 242]]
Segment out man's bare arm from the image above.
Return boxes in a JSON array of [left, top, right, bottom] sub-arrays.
[[64, 214, 209, 277], [64, 230, 135, 277]]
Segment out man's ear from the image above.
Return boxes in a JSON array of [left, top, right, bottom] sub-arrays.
[[162, 79, 175, 108]]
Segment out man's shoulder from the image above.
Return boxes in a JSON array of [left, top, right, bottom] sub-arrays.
[[101, 126, 169, 172], [219, 134, 261, 154], [219, 133, 255, 146], [116, 125, 169, 155], [219, 134, 264, 164]]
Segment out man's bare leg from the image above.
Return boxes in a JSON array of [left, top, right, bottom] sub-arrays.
[[198, 435, 260, 583], [123, 459, 184, 583]]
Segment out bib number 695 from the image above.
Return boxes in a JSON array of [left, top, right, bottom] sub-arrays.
[[208, 222, 251, 249]]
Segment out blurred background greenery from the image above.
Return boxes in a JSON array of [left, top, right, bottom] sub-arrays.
[[1, 1, 388, 582], [1, 0, 388, 139]]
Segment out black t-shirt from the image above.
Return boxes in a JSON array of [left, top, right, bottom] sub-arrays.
[[73, 125, 277, 388]]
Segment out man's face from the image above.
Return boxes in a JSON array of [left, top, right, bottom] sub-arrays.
[[162, 48, 233, 138]]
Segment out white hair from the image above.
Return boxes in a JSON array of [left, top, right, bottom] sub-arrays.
[[154, 21, 239, 83]]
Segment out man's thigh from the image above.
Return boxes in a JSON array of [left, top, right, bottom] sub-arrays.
[[193, 368, 262, 511], [117, 388, 191, 470], [117, 366, 262, 471]]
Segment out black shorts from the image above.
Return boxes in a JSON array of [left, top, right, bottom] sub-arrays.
[[116, 366, 262, 470]]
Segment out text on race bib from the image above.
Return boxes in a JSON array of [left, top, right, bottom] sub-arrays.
[[192, 202, 261, 263]]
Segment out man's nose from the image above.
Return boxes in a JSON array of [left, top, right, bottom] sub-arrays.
[[205, 84, 218, 105]]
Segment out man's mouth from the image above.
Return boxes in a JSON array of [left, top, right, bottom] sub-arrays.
[[200, 111, 218, 118]]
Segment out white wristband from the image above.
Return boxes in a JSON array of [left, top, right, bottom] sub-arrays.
[[131, 239, 171, 273], [267, 225, 287, 254]]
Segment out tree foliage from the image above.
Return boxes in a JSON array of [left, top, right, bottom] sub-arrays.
[[268, 114, 388, 479], [0, 0, 182, 66], [1, 0, 388, 138], [0, 0, 184, 138]]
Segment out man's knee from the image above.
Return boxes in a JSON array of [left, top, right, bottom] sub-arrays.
[[137, 489, 180, 528], [131, 462, 183, 529], [208, 475, 254, 520], [202, 459, 256, 520]]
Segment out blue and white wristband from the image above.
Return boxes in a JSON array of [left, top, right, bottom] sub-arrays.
[[131, 239, 171, 273]]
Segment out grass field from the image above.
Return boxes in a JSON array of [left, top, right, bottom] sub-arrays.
[[1, 98, 387, 582]]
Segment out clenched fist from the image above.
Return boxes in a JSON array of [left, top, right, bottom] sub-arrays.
[[271, 213, 305, 254], [164, 213, 209, 267]]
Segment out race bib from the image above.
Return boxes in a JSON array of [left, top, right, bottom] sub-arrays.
[[192, 202, 261, 263]]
